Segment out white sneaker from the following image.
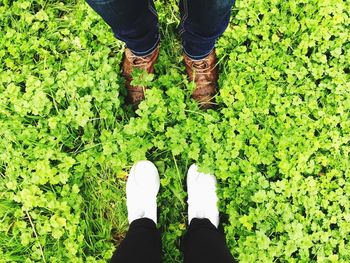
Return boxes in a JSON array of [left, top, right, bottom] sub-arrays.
[[187, 164, 220, 228], [126, 160, 160, 224]]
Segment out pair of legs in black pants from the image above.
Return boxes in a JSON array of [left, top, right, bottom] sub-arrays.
[[111, 218, 234, 263], [110, 161, 234, 262]]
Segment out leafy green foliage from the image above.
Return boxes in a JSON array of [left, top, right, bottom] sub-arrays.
[[0, 0, 349, 262]]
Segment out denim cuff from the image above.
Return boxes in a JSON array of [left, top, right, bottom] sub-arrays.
[[128, 34, 160, 57], [183, 46, 214, 60]]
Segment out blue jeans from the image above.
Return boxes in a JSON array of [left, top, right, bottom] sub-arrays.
[[86, 0, 235, 59]]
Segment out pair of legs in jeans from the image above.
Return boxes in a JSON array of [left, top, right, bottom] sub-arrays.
[[86, 0, 235, 59], [86, 0, 236, 108], [110, 161, 234, 262]]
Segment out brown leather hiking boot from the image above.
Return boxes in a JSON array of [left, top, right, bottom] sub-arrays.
[[122, 46, 160, 106], [183, 50, 218, 109]]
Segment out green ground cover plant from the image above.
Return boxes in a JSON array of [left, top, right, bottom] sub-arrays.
[[0, 0, 349, 262]]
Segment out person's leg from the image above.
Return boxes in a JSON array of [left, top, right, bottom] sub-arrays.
[[181, 218, 234, 263], [86, 0, 160, 106], [179, 0, 235, 59], [110, 161, 162, 263], [86, 0, 160, 56], [179, 0, 235, 109], [181, 164, 234, 263], [111, 218, 161, 263]]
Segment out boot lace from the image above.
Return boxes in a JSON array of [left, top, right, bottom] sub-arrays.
[[130, 52, 155, 67], [192, 58, 211, 75]]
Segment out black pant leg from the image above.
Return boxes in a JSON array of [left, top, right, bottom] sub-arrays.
[[181, 218, 234, 263], [111, 218, 162, 263]]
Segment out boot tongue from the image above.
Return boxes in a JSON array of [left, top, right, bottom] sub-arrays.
[[193, 60, 208, 70], [132, 56, 151, 66]]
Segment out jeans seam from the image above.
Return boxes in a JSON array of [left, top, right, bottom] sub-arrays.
[[148, 0, 158, 18], [179, 0, 188, 36], [88, 0, 115, 5]]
